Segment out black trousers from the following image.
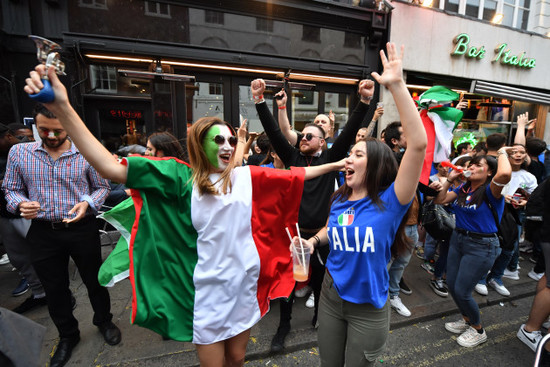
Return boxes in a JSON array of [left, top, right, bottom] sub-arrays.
[[27, 217, 112, 339]]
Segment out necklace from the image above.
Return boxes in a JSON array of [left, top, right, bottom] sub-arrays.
[[305, 155, 314, 167]]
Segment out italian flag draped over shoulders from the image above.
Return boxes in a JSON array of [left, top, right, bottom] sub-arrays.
[[98, 156, 305, 344]]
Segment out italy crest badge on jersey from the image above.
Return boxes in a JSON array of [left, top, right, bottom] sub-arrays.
[[338, 207, 355, 226]]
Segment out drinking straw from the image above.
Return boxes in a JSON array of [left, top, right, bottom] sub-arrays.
[[295, 223, 306, 271], [286, 226, 302, 267]]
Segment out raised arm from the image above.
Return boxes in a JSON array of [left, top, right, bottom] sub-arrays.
[[490, 147, 513, 199], [514, 112, 529, 146], [24, 65, 127, 183], [251, 79, 295, 165], [327, 80, 373, 160], [372, 43, 427, 205], [275, 90, 298, 146]]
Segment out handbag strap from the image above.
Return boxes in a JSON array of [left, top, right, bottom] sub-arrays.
[[483, 191, 502, 236]]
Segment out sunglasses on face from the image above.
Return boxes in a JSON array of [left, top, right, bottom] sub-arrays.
[[213, 134, 238, 147], [303, 133, 323, 141]]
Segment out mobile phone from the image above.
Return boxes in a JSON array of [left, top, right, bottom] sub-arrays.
[[376, 102, 383, 108]]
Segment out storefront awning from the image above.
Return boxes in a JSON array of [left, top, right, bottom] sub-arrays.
[[470, 80, 550, 106]]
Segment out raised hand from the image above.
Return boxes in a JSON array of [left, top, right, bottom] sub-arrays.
[[371, 43, 405, 90], [275, 89, 287, 107], [358, 79, 375, 102], [250, 79, 266, 98], [516, 112, 529, 127]]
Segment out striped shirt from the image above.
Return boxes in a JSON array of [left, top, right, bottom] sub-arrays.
[[2, 141, 110, 222]]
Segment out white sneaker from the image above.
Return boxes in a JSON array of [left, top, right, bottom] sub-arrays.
[[528, 269, 544, 281], [0, 254, 9, 265], [542, 320, 550, 329], [517, 324, 542, 352], [474, 283, 488, 296], [390, 296, 411, 317], [445, 318, 470, 334], [502, 269, 520, 280], [488, 278, 510, 296], [295, 285, 312, 298], [305, 293, 315, 308], [457, 326, 487, 347]]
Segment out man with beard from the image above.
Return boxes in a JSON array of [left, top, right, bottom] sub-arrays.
[[2, 104, 119, 367], [251, 78, 374, 352]]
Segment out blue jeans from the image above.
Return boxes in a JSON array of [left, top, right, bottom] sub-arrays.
[[424, 233, 449, 279], [388, 225, 418, 297], [446, 231, 501, 326]]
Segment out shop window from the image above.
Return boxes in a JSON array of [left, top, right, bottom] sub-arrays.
[[302, 25, 321, 43], [298, 91, 315, 105], [144, 1, 171, 18], [205, 10, 224, 25], [78, 0, 107, 9], [292, 90, 319, 132], [238, 85, 273, 133], [89, 65, 117, 94], [256, 18, 274, 32], [344, 32, 361, 48], [326, 92, 350, 134], [186, 82, 224, 124]]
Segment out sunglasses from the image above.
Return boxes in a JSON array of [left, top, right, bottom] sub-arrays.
[[213, 134, 238, 147], [304, 133, 323, 141]]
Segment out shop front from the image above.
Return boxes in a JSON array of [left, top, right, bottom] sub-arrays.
[[385, 2, 550, 147]]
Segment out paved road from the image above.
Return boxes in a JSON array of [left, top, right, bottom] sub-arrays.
[[246, 296, 538, 367]]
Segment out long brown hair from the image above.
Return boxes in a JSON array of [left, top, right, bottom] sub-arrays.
[[148, 131, 186, 161], [455, 155, 497, 208], [331, 138, 411, 256], [187, 117, 237, 196]]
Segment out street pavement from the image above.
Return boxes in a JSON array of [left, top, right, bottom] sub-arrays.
[[0, 245, 540, 366]]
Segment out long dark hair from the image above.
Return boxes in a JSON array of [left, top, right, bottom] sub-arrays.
[[455, 155, 497, 207], [332, 138, 410, 256], [148, 132, 186, 161]]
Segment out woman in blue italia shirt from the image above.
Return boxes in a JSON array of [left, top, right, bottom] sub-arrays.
[[302, 43, 427, 367], [433, 152, 512, 348]]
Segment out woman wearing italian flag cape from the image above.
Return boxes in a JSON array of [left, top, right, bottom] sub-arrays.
[[24, 65, 343, 366]]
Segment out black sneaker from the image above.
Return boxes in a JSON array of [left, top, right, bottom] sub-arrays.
[[270, 324, 290, 353], [12, 295, 47, 314], [399, 278, 412, 295], [430, 279, 448, 297]]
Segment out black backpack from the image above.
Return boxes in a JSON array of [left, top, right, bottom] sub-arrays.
[[484, 195, 518, 251], [524, 177, 549, 241]]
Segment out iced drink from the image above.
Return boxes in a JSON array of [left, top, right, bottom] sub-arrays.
[[292, 243, 310, 282]]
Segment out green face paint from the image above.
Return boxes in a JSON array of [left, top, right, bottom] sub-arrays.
[[203, 125, 222, 169]]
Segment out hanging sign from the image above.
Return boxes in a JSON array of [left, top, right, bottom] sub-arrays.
[[451, 33, 536, 69]]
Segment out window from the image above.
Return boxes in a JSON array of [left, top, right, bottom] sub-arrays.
[[256, 18, 274, 32], [144, 1, 171, 18], [344, 32, 361, 48], [437, 0, 530, 30], [209, 83, 223, 95], [205, 10, 224, 25], [302, 25, 321, 43], [78, 0, 107, 9], [90, 65, 117, 94]]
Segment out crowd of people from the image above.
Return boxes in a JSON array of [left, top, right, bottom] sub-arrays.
[[0, 41, 549, 367]]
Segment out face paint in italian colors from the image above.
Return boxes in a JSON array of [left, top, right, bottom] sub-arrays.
[[203, 124, 235, 172]]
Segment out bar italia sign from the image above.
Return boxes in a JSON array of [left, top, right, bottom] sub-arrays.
[[451, 33, 536, 69]]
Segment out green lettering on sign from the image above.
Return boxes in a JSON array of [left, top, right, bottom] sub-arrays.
[[451, 34, 535, 69]]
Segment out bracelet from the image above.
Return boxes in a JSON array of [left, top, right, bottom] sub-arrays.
[[492, 179, 507, 187], [278, 106, 286, 110], [497, 151, 509, 157], [313, 235, 321, 247], [253, 94, 264, 103]]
